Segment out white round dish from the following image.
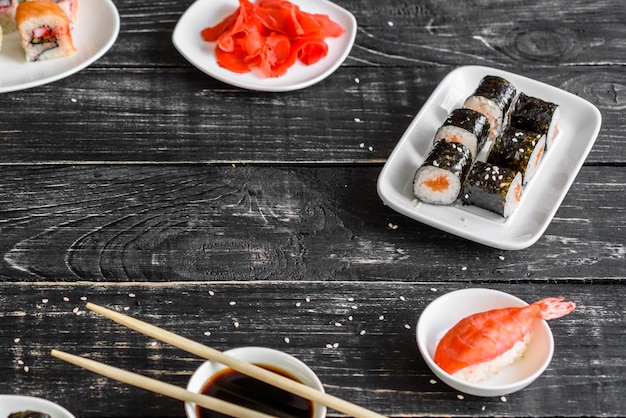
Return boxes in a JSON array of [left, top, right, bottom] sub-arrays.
[[185, 346, 326, 418], [377, 65, 602, 250], [0, 395, 75, 418], [416, 288, 555, 397], [172, 0, 357, 92], [0, 0, 120, 93]]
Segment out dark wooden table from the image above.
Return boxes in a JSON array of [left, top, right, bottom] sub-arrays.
[[1, 0, 624, 417]]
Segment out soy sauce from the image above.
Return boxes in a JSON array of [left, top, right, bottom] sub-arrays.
[[197, 364, 314, 418]]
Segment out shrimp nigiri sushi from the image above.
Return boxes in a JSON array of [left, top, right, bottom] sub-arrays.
[[434, 297, 575, 383]]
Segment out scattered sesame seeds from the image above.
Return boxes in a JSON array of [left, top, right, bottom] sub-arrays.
[[387, 21, 394, 26], [404, 324, 411, 329], [128, 293, 136, 298], [461, 266, 468, 271], [305, 296, 311, 303], [208, 290, 215, 296], [378, 315, 385, 321], [354, 77, 360, 83], [333, 342, 339, 348], [351, 305, 358, 310], [123, 306, 130, 311], [295, 302, 302, 307], [17, 360, 24, 366], [429, 379, 437, 384], [72, 307, 80, 314], [498, 255, 505, 261], [283, 337, 290, 344], [354, 117, 361, 123], [229, 301, 237, 306], [457, 394, 464, 400], [41, 299, 48, 304], [347, 297, 355, 302], [348, 316, 353, 321], [14, 338, 20, 343], [359, 330, 366, 336], [203, 331, 212, 336], [80, 296, 87, 301], [334, 322, 343, 327], [500, 396, 507, 403], [70, 98, 77, 103], [325, 343, 333, 349], [368, 146, 374, 152], [63, 297, 70, 302], [359, 142, 365, 148], [399, 296, 406, 301], [430, 288, 437, 292], [23, 366, 29, 373]]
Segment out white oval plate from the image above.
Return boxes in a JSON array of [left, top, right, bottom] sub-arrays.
[[377, 65, 602, 250], [0, 0, 120, 93], [172, 0, 357, 92], [0, 395, 75, 418]]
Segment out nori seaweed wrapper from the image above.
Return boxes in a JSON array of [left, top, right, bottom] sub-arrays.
[[461, 161, 520, 216], [421, 140, 473, 182], [8, 412, 52, 418], [470, 75, 517, 114], [487, 127, 544, 175], [440, 108, 490, 152], [510, 92, 558, 135]]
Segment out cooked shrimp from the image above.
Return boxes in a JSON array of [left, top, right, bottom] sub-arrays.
[[434, 297, 575, 375]]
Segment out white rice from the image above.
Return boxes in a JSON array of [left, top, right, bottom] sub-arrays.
[[522, 134, 546, 185], [434, 125, 481, 160], [453, 333, 531, 383], [503, 171, 523, 218], [546, 106, 560, 149]]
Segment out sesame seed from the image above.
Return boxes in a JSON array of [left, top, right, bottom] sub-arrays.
[[399, 296, 406, 301], [461, 266, 468, 271], [229, 301, 236, 306], [457, 394, 464, 400], [430, 288, 437, 292], [500, 396, 507, 403], [333, 342, 339, 348], [233, 322, 240, 328], [72, 307, 79, 314], [123, 306, 130, 311], [404, 324, 411, 329], [368, 146, 374, 152], [63, 297, 70, 302], [295, 302, 302, 307], [203, 331, 212, 336], [347, 297, 355, 302], [387, 21, 394, 26], [70, 98, 77, 103], [128, 293, 136, 298], [334, 322, 342, 327], [351, 305, 358, 310], [354, 117, 361, 123], [18, 360, 24, 365], [348, 316, 353, 321], [498, 255, 505, 261], [359, 142, 365, 148], [14, 338, 20, 343], [208, 290, 215, 296], [305, 296, 311, 302], [41, 299, 48, 304], [429, 379, 437, 384], [354, 77, 360, 83], [80, 296, 87, 301], [23, 366, 30, 373], [359, 330, 366, 335], [284, 337, 290, 344], [378, 315, 385, 320]]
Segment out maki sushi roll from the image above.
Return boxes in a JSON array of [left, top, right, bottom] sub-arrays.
[[487, 127, 546, 185], [462, 161, 523, 218], [0, 0, 18, 33], [16, 1, 76, 62], [510, 92, 560, 149], [433, 108, 490, 161], [464, 75, 517, 140], [413, 140, 473, 205]]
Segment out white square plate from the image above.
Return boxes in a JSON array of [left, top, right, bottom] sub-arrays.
[[377, 66, 602, 250], [172, 0, 357, 92]]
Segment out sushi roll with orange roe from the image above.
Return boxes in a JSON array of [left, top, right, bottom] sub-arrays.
[[464, 75, 517, 140], [16, 1, 76, 62], [413, 140, 473, 205], [462, 161, 523, 218]]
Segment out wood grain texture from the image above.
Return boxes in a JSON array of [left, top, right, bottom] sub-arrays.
[[0, 165, 623, 283], [0, 282, 623, 417], [1, 0, 624, 417]]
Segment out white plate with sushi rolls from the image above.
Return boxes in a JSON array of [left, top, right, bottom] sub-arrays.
[[0, 0, 120, 93], [377, 65, 602, 250]]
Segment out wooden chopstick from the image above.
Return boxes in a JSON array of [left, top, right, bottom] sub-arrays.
[[86, 302, 388, 418], [50, 349, 273, 418]]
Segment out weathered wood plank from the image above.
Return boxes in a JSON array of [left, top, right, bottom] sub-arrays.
[[2, 66, 622, 165], [0, 281, 622, 417], [1, 165, 623, 282]]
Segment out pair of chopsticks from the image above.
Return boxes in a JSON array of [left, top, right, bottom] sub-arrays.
[[52, 302, 387, 418]]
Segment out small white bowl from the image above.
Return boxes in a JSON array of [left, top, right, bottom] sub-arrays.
[[185, 346, 326, 418], [0, 395, 75, 418], [416, 288, 555, 397]]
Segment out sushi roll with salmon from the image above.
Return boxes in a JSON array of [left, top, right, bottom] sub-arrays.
[[461, 161, 522, 218], [16, 1, 76, 62], [487, 127, 546, 185], [434, 296, 575, 383], [0, 0, 18, 33], [413, 140, 473, 205], [25, 0, 78, 23], [510, 92, 560, 149], [433, 108, 490, 161], [464, 75, 517, 140]]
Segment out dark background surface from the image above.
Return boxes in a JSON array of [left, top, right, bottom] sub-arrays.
[[1, 0, 624, 416]]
